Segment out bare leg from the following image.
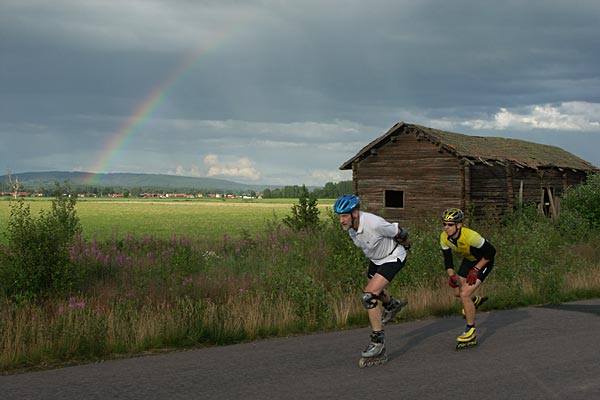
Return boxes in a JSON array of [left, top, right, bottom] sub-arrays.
[[459, 277, 482, 326], [364, 273, 390, 332]]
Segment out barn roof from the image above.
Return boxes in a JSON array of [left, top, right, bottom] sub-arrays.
[[340, 122, 599, 172]]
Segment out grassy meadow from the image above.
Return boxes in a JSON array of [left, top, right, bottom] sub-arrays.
[[0, 196, 599, 373], [0, 198, 333, 244]]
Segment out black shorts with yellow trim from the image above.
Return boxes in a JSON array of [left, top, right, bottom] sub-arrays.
[[457, 258, 494, 282]]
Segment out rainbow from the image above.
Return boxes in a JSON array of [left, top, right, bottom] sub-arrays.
[[84, 11, 254, 184], [84, 50, 198, 184]]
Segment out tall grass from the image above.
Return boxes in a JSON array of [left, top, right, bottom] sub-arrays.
[[1, 206, 599, 372]]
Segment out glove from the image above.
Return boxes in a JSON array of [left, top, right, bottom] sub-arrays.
[[466, 268, 479, 285], [398, 227, 409, 241], [448, 275, 459, 288], [397, 227, 410, 250]]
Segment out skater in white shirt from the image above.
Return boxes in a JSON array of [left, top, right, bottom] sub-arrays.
[[334, 194, 409, 367]]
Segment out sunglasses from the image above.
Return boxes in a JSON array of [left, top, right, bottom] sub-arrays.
[[442, 222, 456, 227]]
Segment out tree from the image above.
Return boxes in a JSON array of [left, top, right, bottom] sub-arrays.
[[7, 171, 19, 198], [311, 180, 353, 199], [283, 185, 320, 231], [562, 173, 600, 229]]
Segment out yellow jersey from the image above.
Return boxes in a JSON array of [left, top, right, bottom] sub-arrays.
[[440, 227, 486, 262]]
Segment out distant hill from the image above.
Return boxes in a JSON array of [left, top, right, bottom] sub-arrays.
[[0, 171, 282, 192]]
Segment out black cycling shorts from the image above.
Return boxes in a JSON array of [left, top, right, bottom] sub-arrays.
[[457, 258, 494, 282], [368, 257, 406, 282]]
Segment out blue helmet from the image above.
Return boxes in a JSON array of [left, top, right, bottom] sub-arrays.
[[334, 194, 360, 214]]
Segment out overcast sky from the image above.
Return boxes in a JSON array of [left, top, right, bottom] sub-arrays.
[[1, 0, 599, 186]]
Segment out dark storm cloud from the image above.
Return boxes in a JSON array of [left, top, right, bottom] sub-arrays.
[[1, 0, 599, 185]]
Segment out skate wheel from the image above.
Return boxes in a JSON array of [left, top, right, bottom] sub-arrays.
[[456, 340, 477, 350], [359, 358, 373, 368], [359, 354, 388, 368]]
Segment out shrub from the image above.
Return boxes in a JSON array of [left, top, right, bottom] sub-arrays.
[[562, 173, 600, 229], [0, 189, 81, 301], [282, 185, 320, 231]]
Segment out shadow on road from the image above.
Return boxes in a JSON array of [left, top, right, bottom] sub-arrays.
[[386, 306, 531, 359], [538, 303, 600, 317], [476, 308, 530, 345], [386, 317, 458, 360]]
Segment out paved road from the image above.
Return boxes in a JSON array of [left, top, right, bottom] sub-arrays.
[[2, 299, 599, 400]]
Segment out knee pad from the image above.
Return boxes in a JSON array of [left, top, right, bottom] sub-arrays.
[[361, 292, 378, 309]]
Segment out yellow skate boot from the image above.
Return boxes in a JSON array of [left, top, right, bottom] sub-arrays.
[[456, 326, 477, 350]]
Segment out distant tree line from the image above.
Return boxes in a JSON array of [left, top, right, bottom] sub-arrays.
[[14, 186, 259, 198], [311, 181, 353, 199], [261, 181, 352, 199], [4, 180, 353, 199]]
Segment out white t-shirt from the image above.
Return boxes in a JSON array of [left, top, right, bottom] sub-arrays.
[[348, 211, 407, 265]]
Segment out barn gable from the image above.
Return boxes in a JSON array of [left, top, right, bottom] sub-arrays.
[[339, 122, 598, 223]]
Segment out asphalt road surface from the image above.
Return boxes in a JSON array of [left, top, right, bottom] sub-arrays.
[[2, 299, 599, 400]]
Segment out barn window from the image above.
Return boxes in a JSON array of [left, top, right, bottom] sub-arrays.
[[384, 190, 404, 208]]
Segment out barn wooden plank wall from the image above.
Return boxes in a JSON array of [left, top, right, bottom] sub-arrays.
[[344, 123, 595, 224], [352, 132, 462, 224]]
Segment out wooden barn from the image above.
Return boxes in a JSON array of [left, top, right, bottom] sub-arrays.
[[339, 122, 599, 223]]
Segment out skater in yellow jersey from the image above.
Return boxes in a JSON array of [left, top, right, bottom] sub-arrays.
[[440, 208, 496, 349]]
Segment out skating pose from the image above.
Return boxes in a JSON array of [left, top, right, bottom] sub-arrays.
[[441, 208, 496, 349], [334, 194, 409, 366]]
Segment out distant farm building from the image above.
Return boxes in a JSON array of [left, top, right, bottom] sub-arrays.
[[340, 122, 599, 223], [0, 191, 28, 197]]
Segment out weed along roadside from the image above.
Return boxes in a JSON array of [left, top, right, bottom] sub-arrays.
[[1, 179, 600, 373]]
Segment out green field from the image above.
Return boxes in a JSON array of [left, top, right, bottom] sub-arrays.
[[1, 193, 599, 372], [0, 198, 335, 244]]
